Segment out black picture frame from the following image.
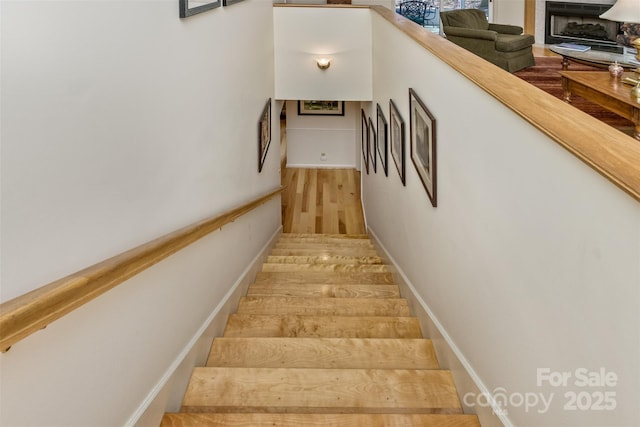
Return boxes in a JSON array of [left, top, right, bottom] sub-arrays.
[[376, 103, 388, 177], [389, 99, 406, 186], [361, 109, 369, 174], [298, 100, 345, 116], [258, 98, 272, 173], [409, 88, 436, 206], [223, 0, 244, 6], [179, 0, 221, 18], [369, 117, 377, 173]]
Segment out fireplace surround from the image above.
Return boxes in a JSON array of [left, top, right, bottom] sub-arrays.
[[545, 1, 622, 51]]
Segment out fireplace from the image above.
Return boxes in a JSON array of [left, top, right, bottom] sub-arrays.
[[545, 1, 622, 52]]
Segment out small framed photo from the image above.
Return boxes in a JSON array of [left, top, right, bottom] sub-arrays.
[[389, 99, 406, 185], [361, 109, 369, 174], [298, 100, 345, 116], [369, 117, 377, 173], [258, 98, 271, 173], [376, 103, 388, 177], [409, 88, 436, 206], [179, 0, 221, 18]]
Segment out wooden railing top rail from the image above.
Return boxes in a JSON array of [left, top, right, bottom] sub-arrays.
[[0, 187, 285, 352], [274, 4, 640, 203]]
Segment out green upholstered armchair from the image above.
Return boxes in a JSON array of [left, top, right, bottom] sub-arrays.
[[440, 9, 535, 73]]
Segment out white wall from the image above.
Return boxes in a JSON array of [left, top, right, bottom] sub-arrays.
[[273, 7, 373, 101], [368, 13, 639, 427], [0, 0, 281, 425], [493, 0, 525, 27], [285, 100, 359, 168]]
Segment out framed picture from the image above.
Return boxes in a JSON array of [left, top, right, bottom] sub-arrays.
[[223, 0, 244, 5], [361, 109, 369, 174], [389, 99, 406, 185], [179, 0, 221, 18], [376, 103, 388, 177], [409, 88, 436, 206], [298, 100, 345, 116], [369, 117, 377, 173], [258, 98, 271, 173]]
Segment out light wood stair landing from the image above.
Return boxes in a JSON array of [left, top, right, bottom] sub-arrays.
[[161, 233, 480, 426]]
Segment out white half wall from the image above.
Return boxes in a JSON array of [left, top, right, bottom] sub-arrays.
[[0, 0, 280, 425], [367, 13, 640, 427], [274, 7, 373, 101], [285, 100, 359, 168]]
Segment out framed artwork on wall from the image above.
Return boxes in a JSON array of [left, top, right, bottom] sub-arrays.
[[369, 117, 377, 173], [179, 0, 221, 18], [389, 99, 406, 185], [361, 109, 369, 174], [298, 100, 345, 116], [258, 98, 271, 173], [376, 103, 388, 177], [409, 88, 437, 206]]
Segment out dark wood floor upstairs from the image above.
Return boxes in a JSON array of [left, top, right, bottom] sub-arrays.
[[282, 168, 366, 235]]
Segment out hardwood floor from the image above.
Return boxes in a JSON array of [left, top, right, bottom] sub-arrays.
[[281, 168, 366, 235], [532, 45, 560, 58]]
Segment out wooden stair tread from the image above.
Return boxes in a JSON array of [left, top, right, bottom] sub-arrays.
[[275, 241, 375, 249], [280, 233, 369, 239], [254, 271, 394, 285], [223, 314, 423, 338], [206, 337, 439, 369], [278, 237, 373, 245], [237, 296, 410, 316], [261, 263, 391, 273], [266, 255, 384, 265], [273, 240, 376, 251], [247, 283, 401, 298], [161, 413, 481, 426], [181, 367, 462, 414], [269, 248, 379, 257]]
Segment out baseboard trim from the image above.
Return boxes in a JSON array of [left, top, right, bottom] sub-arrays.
[[127, 226, 282, 427], [368, 228, 511, 427]]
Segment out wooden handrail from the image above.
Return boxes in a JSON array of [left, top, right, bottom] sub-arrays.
[[0, 187, 285, 352]]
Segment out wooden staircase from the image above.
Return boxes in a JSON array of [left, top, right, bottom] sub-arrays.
[[161, 234, 480, 426]]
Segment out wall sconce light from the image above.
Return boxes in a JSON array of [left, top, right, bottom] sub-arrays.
[[316, 58, 331, 70]]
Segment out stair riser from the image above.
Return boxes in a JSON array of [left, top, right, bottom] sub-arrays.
[[274, 242, 375, 250], [277, 238, 374, 245], [181, 367, 462, 414], [161, 413, 482, 427], [262, 264, 391, 273], [266, 255, 384, 265], [223, 315, 423, 338], [236, 297, 410, 316], [206, 338, 439, 369], [279, 233, 369, 239], [254, 272, 394, 285], [246, 284, 401, 298], [269, 249, 379, 257]]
